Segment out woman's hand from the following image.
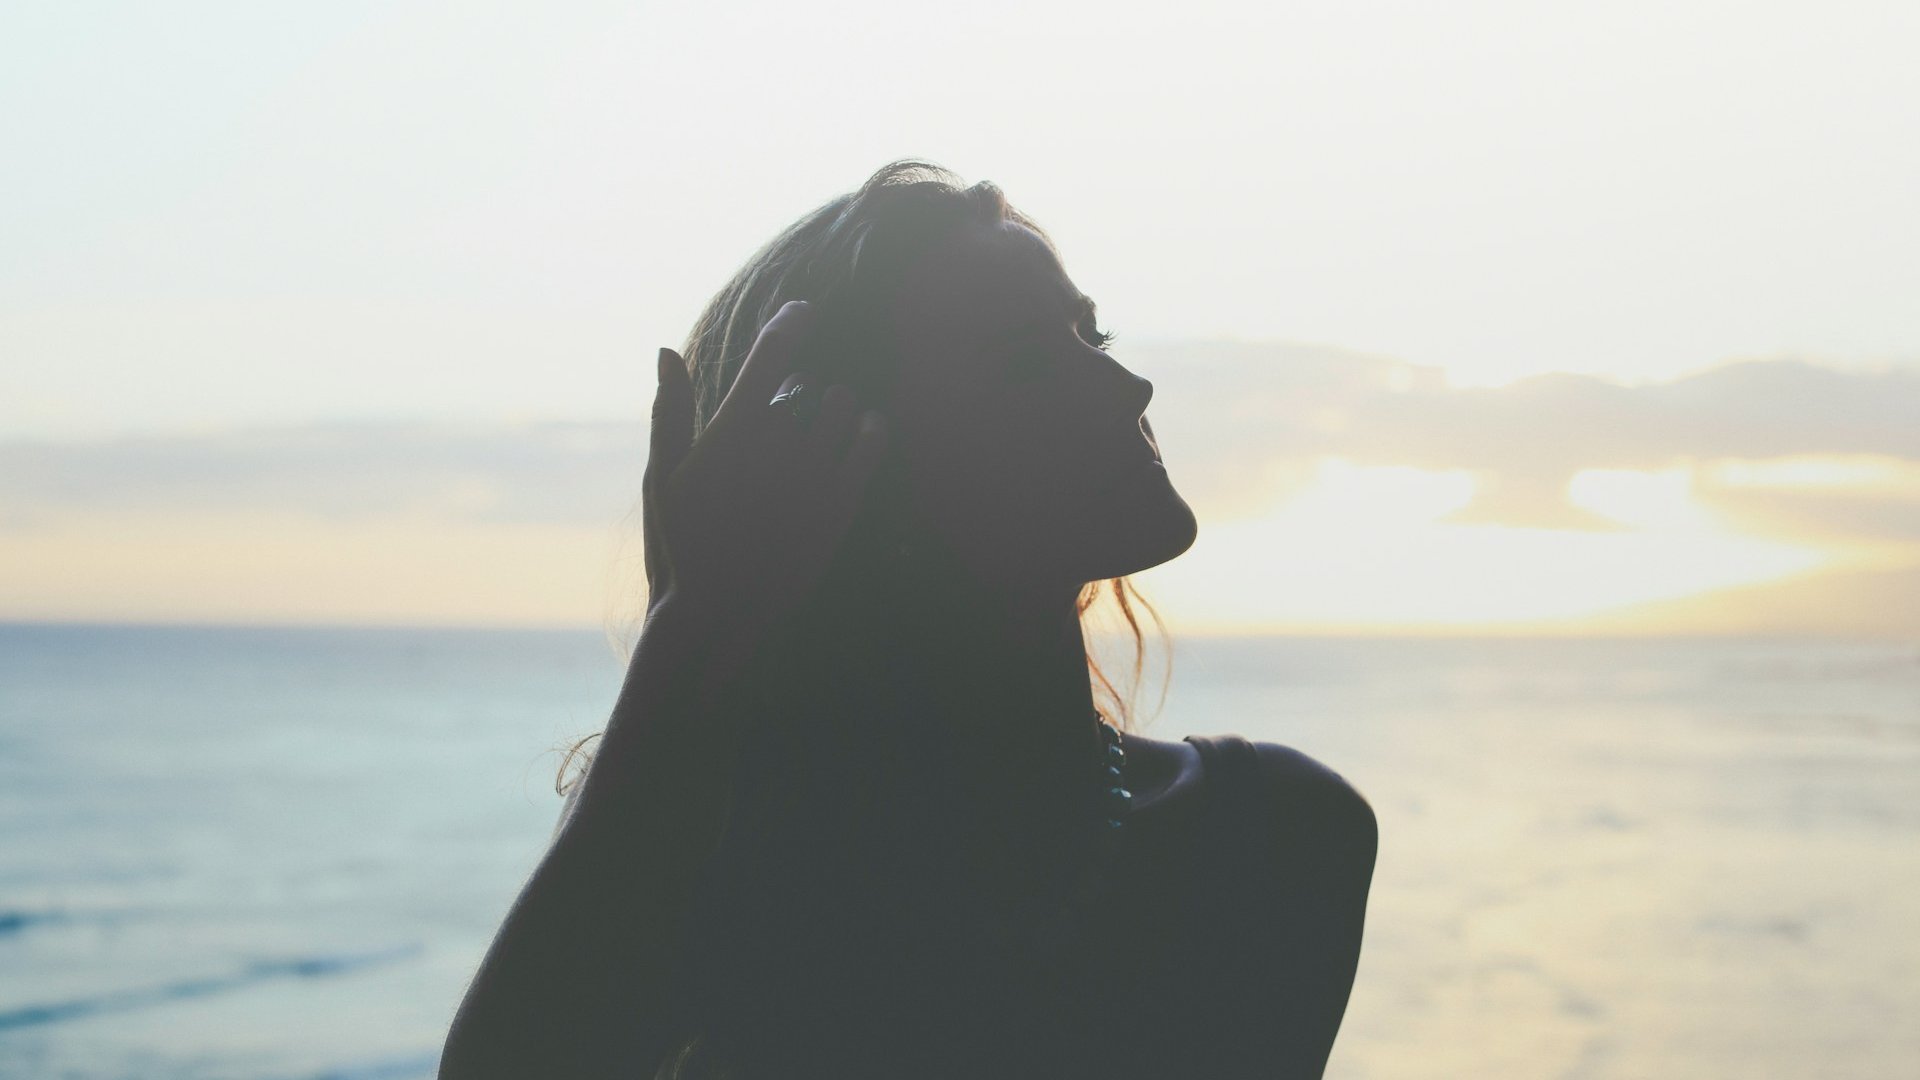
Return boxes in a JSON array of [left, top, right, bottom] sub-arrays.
[[643, 300, 890, 655]]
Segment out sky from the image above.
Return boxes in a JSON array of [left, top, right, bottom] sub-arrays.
[[3, 1, 1918, 635]]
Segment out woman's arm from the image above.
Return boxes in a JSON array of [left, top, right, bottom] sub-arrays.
[[441, 302, 888, 1078], [438, 602, 761, 1080], [1248, 744, 1379, 1079]]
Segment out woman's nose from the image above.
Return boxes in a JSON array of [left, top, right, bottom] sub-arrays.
[[1092, 351, 1152, 421], [1125, 371, 1153, 418]]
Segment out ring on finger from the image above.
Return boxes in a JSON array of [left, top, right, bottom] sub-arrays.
[[769, 381, 819, 429]]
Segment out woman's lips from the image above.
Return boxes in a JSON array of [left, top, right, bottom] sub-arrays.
[[1096, 455, 1164, 493]]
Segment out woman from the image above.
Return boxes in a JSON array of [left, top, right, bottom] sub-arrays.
[[439, 161, 1377, 1079]]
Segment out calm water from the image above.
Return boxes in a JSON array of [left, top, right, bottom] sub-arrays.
[[1, 624, 1915, 1079]]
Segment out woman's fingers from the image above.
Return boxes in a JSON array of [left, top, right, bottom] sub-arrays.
[[806, 384, 859, 459], [827, 410, 889, 526], [771, 407, 889, 607], [713, 300, 813, 432], [637, 303, 892, 635]]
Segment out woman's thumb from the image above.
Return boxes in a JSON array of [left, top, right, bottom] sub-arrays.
[[650, 347, 695, 474]]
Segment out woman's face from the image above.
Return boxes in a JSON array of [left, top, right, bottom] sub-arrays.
[[882, 217, 1198, 595]]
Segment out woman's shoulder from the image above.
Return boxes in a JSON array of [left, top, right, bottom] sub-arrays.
[[1178, 734, 1377, 868], [1177, 738, 1376, 1077], [1243, 738, 1378, 875], [1247, 741, 1374, 824], [1128, 732, 1376, 845]]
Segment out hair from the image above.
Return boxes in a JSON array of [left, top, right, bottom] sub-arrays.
[[554, 159, 1172, 1078]]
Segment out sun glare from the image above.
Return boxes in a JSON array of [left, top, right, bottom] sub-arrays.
[[1141, 458, 1833, 633]]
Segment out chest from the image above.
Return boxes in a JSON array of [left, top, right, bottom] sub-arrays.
[[906, 806, 1269, 1077], [712, 767, 1279, 1078]]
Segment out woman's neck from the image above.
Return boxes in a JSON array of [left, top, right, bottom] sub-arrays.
[[859, 550, 1109, 867], [741, 516, 1117, 882]]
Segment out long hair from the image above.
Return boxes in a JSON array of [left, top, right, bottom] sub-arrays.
[[556, 160, 1172, 1078]]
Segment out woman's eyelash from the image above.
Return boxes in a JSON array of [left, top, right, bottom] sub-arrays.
[[1008, 325, 1117, 380]]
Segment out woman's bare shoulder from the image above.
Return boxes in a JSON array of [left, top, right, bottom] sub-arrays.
[[1248, 741, 1378, 866]]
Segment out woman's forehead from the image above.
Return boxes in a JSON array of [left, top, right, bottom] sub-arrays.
[[893, 219, 1076, 339]]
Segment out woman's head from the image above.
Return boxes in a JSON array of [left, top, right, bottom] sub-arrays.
[[677, 159, 1197, 604], [569, 161, 1181, 798]]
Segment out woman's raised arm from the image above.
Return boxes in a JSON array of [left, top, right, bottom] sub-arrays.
[[439, 300, 890, 1079]]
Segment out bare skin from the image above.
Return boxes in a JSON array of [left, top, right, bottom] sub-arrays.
[[440, 214, 1375, 1080]]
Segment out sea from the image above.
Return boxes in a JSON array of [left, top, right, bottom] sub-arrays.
[[0, 624, 1915, 1080]]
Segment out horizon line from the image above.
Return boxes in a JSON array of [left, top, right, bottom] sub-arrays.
[[1, 614, 1912, 646]]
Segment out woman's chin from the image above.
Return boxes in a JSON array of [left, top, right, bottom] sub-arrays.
[[1140, 499, 1200, 570], [1081, 492, 1199, 580]]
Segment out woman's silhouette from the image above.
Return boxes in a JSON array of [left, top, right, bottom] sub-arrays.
[[439, 160, 1376, 1079]]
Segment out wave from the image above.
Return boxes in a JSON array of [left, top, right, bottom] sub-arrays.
[[0, 942, 422, 1032]]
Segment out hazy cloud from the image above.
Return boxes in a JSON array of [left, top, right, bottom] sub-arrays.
[[1136, 343, 1920, 531], [6, 346, 1917, 545], [0, 421, 646, 531]]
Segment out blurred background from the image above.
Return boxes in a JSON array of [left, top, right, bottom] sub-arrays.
[[2, 2, 1916, 1077]]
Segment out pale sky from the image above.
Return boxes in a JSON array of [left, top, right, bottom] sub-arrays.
[[4, 1, 1918, 634]]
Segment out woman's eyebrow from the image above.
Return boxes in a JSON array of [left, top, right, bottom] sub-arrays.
[[1070, 291, 1098, 326], [976, 291, 1099, 348]]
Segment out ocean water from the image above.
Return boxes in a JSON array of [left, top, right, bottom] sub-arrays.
[[0, 624, 1915, 1079]]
